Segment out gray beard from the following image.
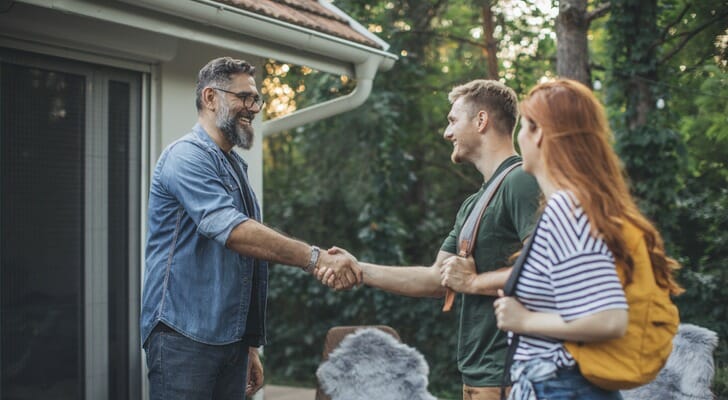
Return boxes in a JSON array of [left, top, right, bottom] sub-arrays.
[[216, 100, 254, 150]]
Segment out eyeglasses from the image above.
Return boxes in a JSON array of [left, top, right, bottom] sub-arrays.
[[210, 87, 265, 109]]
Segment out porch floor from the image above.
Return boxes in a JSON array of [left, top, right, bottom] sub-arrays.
[[264, 384, 317, 400]]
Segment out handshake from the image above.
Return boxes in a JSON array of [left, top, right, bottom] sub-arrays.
[[299, 244, 483, 294], [307, 246, 363, 291]]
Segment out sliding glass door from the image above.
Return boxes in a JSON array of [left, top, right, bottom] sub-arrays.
[[0, 49, 142, 400]]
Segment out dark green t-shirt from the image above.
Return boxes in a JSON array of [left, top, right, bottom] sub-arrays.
[[440, 155, 540, 387]]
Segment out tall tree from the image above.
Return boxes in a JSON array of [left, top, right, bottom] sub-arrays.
[[556, 0, 590, 84], [556, 0, 610, 85], [481, 0, 499, 79], [606, 0, 727, 225]]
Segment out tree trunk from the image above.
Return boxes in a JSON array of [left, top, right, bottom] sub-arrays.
[[626, 0, 658, 130], [556, 0, 591, 86], [628, 78, 654, 130], [481, 1, 499, 80]]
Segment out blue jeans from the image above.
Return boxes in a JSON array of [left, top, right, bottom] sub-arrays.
[[144, 324, 250, 400], [510, 359, 623, 400], [532, 367, 622, 400]]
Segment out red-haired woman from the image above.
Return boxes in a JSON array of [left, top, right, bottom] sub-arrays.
[[494, 79, 682, 399]]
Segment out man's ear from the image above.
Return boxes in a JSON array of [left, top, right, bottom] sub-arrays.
[[476, 110, 489, 133], [202, 87, 217, 111]]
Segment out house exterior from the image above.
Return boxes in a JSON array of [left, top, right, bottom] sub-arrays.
[[0, 1, 396, 398]]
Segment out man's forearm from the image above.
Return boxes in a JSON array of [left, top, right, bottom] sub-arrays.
[[226, 219, 309, 268], [469, 267, 512, 296], [361, 263, 445, 298], [227, 220, 362, 288]]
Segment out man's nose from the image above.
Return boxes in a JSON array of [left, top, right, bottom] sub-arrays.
[[250, 103, 262, 114]]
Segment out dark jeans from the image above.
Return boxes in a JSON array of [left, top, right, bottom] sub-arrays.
[[532, 367, 623, 400], [144, 324, 250, 400]]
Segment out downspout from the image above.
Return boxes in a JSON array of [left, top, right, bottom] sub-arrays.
[[262, 56, 381, 137]]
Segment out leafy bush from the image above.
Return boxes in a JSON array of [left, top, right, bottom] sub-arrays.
[[714, 364, 728, 400], [265, 267, 462, 397]]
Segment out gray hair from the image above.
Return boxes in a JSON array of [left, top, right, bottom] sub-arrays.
[[195, 57, 256, 112]]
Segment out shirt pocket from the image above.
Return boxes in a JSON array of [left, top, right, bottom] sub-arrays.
[[220, 174, 245, 210], [221, 174, 239, 193]]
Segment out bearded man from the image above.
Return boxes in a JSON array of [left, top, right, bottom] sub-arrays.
[[140, 57, 361, 400]]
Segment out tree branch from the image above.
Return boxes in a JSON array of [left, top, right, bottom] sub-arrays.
[[395, 30, 488, 50], [659, 10, 728, 64], [656, 3, 691, 47], [683, 52, 717, 73], [416, 0, 448, 31], [587, 2, 611, 24]]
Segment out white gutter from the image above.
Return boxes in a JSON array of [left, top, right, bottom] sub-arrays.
[[18, 0, 397, 135], [262, 55, 380, 136]]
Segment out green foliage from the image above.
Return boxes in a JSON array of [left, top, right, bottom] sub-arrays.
[[714, 364, 728, 399], [262, 1, 557, 395], [266, 267, 462, 397], [261, 0, 727, 394], [607, 0, 728, 381], [612, 124, 687, 244]]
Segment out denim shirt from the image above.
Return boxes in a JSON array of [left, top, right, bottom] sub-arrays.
[[141, 123, 268, 346]]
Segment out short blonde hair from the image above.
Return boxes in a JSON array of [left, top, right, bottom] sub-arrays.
[[448, 79, 518, 136]]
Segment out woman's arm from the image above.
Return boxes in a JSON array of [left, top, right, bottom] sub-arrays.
[[494, 290, 628, 342]]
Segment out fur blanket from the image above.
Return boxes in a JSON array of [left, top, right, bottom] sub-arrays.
[[622, 323, 719, 400], [316, 324, 718, 400], [316, 328, 436, 400]]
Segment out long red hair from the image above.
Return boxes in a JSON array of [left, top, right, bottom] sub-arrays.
[[520, 79, 682, 295]]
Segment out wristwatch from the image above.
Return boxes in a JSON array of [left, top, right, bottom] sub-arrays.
[[304, 245, 320, 274]]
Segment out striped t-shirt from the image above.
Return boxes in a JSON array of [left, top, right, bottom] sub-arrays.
[[513, 190, 628, 366]]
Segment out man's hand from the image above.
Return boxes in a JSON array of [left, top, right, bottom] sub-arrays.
[[439, 255, 477, 294], [246, 348, 264, 397], [314, 246, 362, 290]]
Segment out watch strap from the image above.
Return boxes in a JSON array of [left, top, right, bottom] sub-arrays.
[[304, 245, 320, 273]]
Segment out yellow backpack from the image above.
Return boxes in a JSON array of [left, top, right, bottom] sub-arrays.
[[564, 222, 680, 390]]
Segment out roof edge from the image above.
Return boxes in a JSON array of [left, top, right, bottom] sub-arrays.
[[318, 1, 391, 52], [137, 0, 398, 64]]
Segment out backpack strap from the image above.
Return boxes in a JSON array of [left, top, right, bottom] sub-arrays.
[[500, 214, 542, 400], [442, 161, 522, 312]]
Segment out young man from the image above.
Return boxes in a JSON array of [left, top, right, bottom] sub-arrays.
[[326, 80, 540, 400], [141, 57, 361, 400]]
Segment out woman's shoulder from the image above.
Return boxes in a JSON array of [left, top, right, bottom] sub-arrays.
[[542, 190, 592, 243], [544, 191, 583, 220]]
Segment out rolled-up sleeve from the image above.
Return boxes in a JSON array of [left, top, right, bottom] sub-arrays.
[[160, 142, 248, 247]]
